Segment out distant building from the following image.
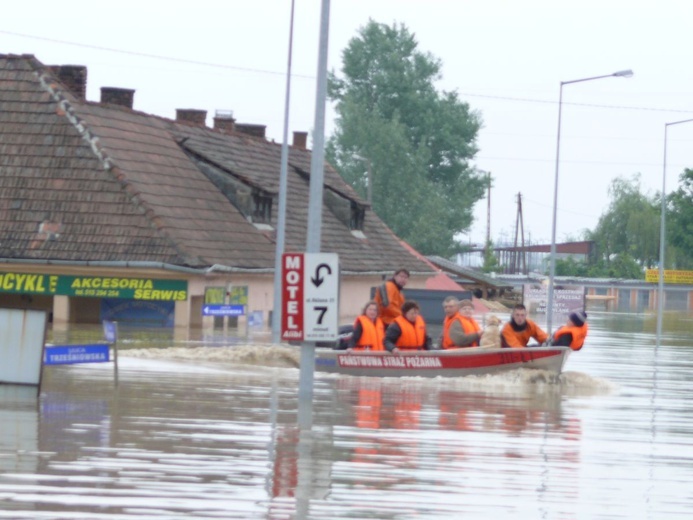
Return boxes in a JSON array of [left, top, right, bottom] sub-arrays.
[[457, 241, 594, 274]]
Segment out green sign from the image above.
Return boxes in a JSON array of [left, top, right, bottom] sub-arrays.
[[0, 272, 187, 301], [204, 286, 226, 304], [229, 286, 248, 305]]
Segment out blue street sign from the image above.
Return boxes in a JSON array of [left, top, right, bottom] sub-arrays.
[[202, 304, 245, 317], [44, 344, 111, 365]]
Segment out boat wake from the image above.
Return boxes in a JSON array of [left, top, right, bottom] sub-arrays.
[[122, 344, 300, 368], [119, 345, 616, 395]]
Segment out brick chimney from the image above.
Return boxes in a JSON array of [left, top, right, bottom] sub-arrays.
[[176, 109, 207, 127], [292, 131, 308, 150], [213, 110, 236, 132], [235, 123, 266, 139], [100, 87, 135, 109], [48, 65, 87, 100]]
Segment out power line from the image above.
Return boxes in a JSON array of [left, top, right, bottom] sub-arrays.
[[460, 91, 693, 114], [474, 156, 691, 168], [0, 29, 314, 79], [4, 29, 693, 115]]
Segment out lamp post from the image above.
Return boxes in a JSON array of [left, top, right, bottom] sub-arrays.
[[547, 69, 633, 335], [353, 153, 373, 205], [271, 0, 296, 345], [656, 118, 693, 348]]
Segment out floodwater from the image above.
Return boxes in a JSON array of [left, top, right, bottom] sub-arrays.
[[1, 311, 692, 519]]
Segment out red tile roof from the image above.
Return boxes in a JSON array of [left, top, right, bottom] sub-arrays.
[[0, 54, 435, 274]]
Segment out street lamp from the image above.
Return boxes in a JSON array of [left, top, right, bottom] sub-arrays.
[[656, 118, 693, 348], [353, 153, 373, 205], [546, 69, 633, 335]]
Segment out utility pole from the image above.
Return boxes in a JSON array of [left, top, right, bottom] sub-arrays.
[[485, 172, 492, 251], [512, 192, 527, 274]]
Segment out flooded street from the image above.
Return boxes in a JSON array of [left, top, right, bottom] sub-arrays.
[[1, 311, 692, 519]]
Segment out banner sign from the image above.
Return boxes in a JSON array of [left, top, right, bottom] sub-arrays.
[[228, 286, 248, 305], [645, 269, 693, 284], [204, 286, 226, 304], [0, 272, 187, 301], [44, 344, 111, 365], [523, 283, 585, 315]]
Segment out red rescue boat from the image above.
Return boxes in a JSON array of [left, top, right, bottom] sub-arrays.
[[314, 346, 570, 378]]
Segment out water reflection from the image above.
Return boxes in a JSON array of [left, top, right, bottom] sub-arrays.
[[0, 312, 692, 518], [0, 386, 39, 475]]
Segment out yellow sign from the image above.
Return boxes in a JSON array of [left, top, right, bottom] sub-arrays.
[[204, 286, 226, 304], [0, 272, 187, 300], [229, 286, 248, 305], [645, 269, 693, 284]]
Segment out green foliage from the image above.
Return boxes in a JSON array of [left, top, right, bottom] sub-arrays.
[[557, 171, 693, 279], [667, 168, 693, 269], [326, 20, 485, 256], [604, 254, 644, 279], [481, 240, 499, 273], [554, 257, 589, 277], [587, 174, 660, 274]]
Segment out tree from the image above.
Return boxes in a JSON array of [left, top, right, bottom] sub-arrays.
[[326, 20, 485, 257], [667, 168, 693, 269], [554, 257, 588, 277], [481, 240, 499, 274], [587, 174, 659, 275]]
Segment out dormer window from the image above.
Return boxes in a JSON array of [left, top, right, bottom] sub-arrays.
[[350, 201, 365, 231], [252, 192, 273, 224]]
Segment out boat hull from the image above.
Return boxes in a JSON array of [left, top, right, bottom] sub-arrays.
[[315, 347, 571, 378]]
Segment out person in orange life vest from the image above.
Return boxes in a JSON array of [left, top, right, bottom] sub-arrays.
[[384, 300, 432, 352], [441, 297, 483, 349], [552, 310, 588, 351], [458, 299, 484, 346], [374, 268, 409, 326], [348, 300, 386, 351], [501, 303, 548, 348]]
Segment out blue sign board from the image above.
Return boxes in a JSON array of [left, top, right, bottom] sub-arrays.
[[202, 304, 245, 317], [44, 344, 111, 365], [102, 320, 117, 343], [248, 310, 264, 328]]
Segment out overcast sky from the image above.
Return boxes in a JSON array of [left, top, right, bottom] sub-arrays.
[[4, 0, 693, 248]]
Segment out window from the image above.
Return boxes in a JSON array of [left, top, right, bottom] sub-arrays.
[[252, 192, 272, 224], [350, 201, 365, 231]]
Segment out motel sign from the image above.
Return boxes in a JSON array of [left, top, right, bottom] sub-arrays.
[[281, 253, 339, 342]]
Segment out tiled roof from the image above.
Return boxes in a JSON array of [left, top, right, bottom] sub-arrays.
[[0, 54, 434, 274]]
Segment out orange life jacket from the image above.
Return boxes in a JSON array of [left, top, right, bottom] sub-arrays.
[[460, 315, 481, 347], [441, 314, 480, 349], [442, 314, 464, 349], [553, 323, 588, 351], [374, 280, 405, 325], [501, 320, 549, 348], [393, 315, 426, 350], [353, 315, 385, 351]]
